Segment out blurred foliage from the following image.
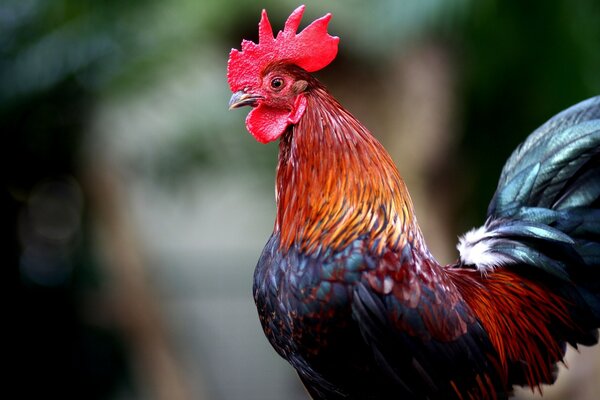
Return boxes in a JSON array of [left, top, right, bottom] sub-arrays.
[[2, 1, 136, 397], [457, 0, 600, 227], [3, 0, 600, 398]]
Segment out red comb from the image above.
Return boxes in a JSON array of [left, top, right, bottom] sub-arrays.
[[227, 5, 339, 92]]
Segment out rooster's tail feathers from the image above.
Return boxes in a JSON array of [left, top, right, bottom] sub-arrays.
[[457, 96, 600, 327]]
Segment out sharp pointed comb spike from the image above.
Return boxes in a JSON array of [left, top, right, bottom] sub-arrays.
[[258, 9, 274, 43], [282, 5, 305, 37], [227, 5, 340, 92]]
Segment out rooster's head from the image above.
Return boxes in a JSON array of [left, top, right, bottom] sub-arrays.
[[227, 5, 339, 143]]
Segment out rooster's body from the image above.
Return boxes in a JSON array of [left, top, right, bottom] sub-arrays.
[[228, 6, 600, 399]]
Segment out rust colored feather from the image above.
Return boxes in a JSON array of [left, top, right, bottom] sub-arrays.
[[448, 268, 573, 390]]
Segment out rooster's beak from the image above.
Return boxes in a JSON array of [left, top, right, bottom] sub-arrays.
[[229, 91, 263, 109]]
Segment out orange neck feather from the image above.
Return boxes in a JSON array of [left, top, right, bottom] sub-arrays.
[[275, 86, 424, 255]]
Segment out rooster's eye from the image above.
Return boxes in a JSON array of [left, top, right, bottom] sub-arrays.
[[271, 78, 284, 90]]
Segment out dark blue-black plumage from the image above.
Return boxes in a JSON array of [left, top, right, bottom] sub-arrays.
[[254, 233, 507, 399]]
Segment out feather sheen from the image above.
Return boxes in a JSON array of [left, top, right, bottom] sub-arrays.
[[453, 96, 600, 389], [459, 97, 600, 273]]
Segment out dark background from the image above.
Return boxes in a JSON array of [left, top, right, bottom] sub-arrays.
[[4, 0, 600, 399]]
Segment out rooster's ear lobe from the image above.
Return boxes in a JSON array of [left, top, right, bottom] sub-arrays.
[[293, 80, 308, 94]]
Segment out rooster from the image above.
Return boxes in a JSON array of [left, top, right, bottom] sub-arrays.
[[227, 5, 600, 399]]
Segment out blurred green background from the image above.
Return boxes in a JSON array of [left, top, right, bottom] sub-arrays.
[[4, 0, 600, 399]]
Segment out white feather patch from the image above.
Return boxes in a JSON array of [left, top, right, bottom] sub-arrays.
[[457, 225, 515, 274]]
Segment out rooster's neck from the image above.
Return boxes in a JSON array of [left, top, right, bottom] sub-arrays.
[[275, 87, 427, 256]]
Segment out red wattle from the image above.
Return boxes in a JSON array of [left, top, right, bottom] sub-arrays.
[[246, 105, 292, 144], [246, 95, 307, 143]]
